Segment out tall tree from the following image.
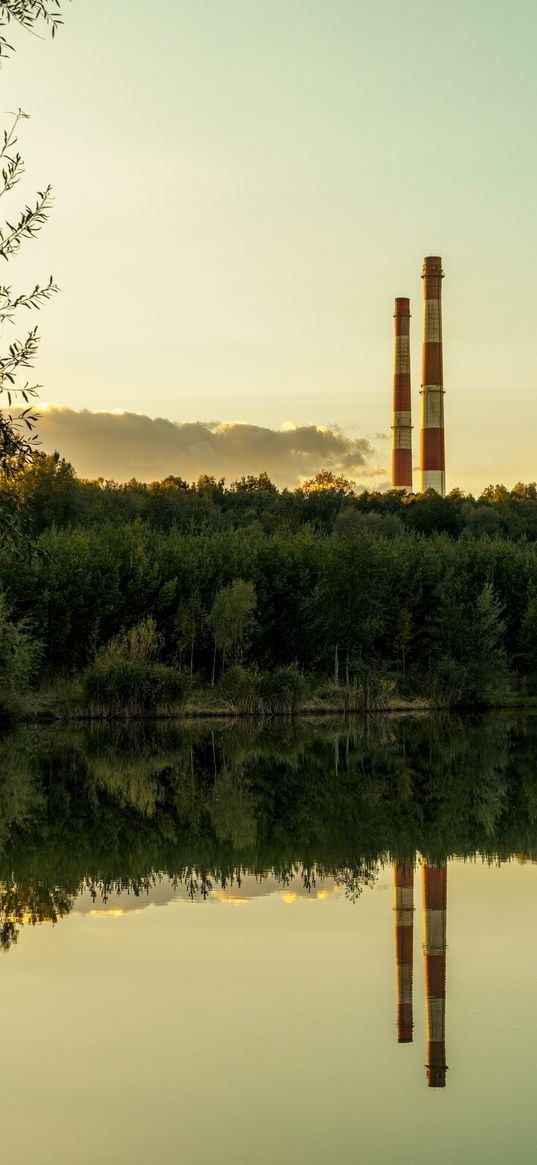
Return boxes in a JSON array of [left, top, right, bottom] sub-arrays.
[[208, 579, 256, 681], [464, 582, 510, 705]]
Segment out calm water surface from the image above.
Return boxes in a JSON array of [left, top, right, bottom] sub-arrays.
[[1, 714, 536, 1164]]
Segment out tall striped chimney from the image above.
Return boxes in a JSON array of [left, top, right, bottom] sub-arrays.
[[394, 861, 414, 1042], [392, 298, 412, 492], [419, 256, 445, 495], [422, 861, 448, 1088]]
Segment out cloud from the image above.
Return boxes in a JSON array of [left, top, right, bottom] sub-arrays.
[[32, 406, 386, 489]]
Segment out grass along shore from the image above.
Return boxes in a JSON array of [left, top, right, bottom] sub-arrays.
[[17, 671, 537, 724]]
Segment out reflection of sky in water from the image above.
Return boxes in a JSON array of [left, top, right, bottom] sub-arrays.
[[1, 859, 537, 1164], [74, 873, 343, 916]]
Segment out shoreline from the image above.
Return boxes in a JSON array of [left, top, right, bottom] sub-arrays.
[[14, 692, 537, 726]]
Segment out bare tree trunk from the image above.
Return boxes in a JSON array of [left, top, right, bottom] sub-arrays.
[[211, 642, 216, 686]]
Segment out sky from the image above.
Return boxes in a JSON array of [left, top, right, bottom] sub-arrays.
[[3, 0, 537, 490]]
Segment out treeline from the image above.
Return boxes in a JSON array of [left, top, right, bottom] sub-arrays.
[[4, 453, 537, 540], [3, 456, 537, 715], [1, 714, 537, 946]]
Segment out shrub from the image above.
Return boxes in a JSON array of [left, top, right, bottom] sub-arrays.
[[221, 666, 260, 714], [257, 665, 306, 715], [83, 659, 191, 718], [317, 671, 396, 713], [221, 664, 305, 715]]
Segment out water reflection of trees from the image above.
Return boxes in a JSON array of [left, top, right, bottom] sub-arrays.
[[0, 883, 74, 950], [1, 713, 537, 948]]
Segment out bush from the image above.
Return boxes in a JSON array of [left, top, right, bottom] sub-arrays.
[[221, 666, 260, 714], [257, 665, 306, 715], [317, 670, 396, 713], [83, 659, 191, 718], [221, 664, 305, 715]]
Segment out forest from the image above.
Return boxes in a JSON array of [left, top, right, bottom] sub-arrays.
[[3, 457, 537, 717]]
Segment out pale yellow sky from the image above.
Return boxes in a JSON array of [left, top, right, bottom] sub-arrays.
[[2, 0, 537, 491]]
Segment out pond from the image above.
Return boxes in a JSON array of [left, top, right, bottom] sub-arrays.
[[0, 714, 536, 1163]]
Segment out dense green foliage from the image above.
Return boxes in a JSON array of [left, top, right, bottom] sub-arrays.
[[1, 713, 537, 946], [3, 457, 537, 708]]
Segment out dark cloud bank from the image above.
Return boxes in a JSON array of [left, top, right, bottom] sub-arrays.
[[36, 407, 386, 489]]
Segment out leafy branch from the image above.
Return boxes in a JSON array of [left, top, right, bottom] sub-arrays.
[[0, 274, 57, 323], [1, 325, 40, 381], [0, 117, 58, 479], [0, 0, 65, 529], [0, 1, 64, 56], [0, 183, 54, 259], [0, 324, 48, 476], [0, 403, 38, 473], [0, 109, 27, 198]]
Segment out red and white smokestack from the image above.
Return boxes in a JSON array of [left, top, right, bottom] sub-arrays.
[[419, 256, 445, 495], [394, 861, 414, 1042], [392, 297, 412, 492], [422, 861, 448, 1088]]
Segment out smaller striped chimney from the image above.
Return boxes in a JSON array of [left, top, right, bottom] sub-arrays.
[[420, 256, 445, 495], [392, 298, 412, 492], [394, 861, 414, 1042], [422, 862, 448, 1088]]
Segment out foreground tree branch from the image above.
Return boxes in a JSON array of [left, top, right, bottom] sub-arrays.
[[0, 4, 65, 537], [0, 1, 64, 56]]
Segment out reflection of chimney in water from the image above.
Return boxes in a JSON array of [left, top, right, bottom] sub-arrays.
[[422, 862, 448, 1087], [394, 861, 414, 1042]]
